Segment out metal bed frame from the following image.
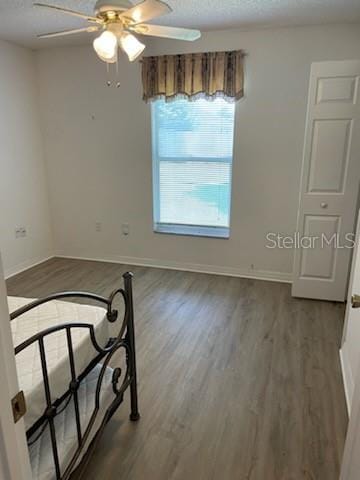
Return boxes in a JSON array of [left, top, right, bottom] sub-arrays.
[[11, 272, 139, 480]]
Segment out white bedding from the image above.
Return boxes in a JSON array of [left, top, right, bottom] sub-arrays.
[[29, 363, 115, 480], [8, 296, 109, 430]]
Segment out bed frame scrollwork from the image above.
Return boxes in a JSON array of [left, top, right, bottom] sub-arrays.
[[11, 272, 139, 480]]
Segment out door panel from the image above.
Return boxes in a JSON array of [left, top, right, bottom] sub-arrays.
[[307, 119, 351, 193], [292, 60, 360, 301], [316, 76, 358, 104], [300, 215, 339, 279]]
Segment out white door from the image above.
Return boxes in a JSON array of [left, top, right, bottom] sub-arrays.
[[340, 210, 360, 413], [0, 254, 32, 480], [292, 60, 360, 301]]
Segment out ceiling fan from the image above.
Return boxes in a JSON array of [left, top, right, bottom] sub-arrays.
[[34, 0, 201, 63]]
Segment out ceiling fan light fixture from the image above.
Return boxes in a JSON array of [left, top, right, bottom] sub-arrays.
[[35, 1, 201, 67], [119, 32, 145, 62], [93, 30, 118, 63]]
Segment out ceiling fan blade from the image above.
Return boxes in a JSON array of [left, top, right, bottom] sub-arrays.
[[33, 3, 101, 23], [131, 24, 201, 41], [120, 0, 172, 25], [37, 26, 100, 39]]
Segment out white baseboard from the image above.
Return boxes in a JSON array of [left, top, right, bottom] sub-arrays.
[[4, 255, 55, 280], [56, 253, 293, 284], [340, 347, 353, 415]]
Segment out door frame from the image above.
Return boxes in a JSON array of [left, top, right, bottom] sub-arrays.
[[340, 209, 360, 412], [340, 358, 360, 480], [0, 253, 32, 479]]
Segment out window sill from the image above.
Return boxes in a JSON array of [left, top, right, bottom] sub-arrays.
[[154, 223, 230, 239]]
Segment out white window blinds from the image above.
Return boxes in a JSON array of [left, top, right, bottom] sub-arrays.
[[152, 98, 235, 238]]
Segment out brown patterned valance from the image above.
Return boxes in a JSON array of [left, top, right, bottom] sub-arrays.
[[142, 50, 244, 103]]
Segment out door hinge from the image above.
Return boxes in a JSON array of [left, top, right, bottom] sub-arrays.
[[11, 390, 26, 423], [351, 294, 360, 309]]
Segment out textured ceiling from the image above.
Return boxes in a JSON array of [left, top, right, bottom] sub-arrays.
[[0, 0, 360, 49]]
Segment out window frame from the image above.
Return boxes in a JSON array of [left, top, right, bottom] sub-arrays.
[[151, 99, 236, 239]]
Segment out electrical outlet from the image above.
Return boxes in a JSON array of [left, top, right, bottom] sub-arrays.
[[15, 227, 26, 238], [95, 222, 102, 232], [122, 223, 130, 236]]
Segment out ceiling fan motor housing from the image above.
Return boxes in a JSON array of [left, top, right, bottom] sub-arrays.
[[94, 0, 133, 15]]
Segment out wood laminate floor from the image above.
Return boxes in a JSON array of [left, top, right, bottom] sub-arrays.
[[6, 258, 348, 480]]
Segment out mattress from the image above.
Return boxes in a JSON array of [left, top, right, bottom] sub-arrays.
[[8, 296, 109, 431], [29, 363, 115, 480]]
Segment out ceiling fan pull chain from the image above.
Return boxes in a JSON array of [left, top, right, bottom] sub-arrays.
[[116, 53, 120, 88], [106, 62, 111, 87]]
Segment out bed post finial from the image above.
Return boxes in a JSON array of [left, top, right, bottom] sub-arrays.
[[122, 271, 133, 280]]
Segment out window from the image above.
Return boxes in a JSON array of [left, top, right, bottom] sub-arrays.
[[151, 98, 235, 238]]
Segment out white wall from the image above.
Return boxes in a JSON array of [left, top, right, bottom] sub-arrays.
[[0, 40, 53, 278], [36, 24, 360, 281]]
